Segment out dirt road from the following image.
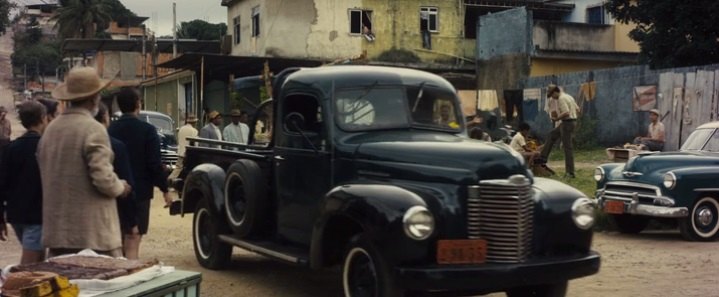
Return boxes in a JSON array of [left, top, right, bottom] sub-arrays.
[[3, 193, 718, 297]]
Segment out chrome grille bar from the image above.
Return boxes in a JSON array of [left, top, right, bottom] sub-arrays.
[[467, 175, 534, 263]]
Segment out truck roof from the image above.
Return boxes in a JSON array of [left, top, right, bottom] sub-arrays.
[[284, 66, 456, 91], [697, 121, 719, 129]]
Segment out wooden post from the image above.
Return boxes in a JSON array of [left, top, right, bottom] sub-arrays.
[[200, 56, 205, 124], [262, 60, 273, 100]]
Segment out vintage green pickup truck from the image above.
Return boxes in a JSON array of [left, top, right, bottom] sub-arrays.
[[171, 66, 600, 296], [596, 121, 719, 241]]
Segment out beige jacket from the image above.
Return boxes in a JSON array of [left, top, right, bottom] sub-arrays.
[[37, 108, 125, 251]]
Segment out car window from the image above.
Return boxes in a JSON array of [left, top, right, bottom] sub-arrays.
[[681, 128, 715, 151], [147, 116, 173, 133], [703, 129, 719, 152], [336, 87, 409, 131]]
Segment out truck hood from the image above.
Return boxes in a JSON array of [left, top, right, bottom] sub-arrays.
[[347, 131, 527, 184]]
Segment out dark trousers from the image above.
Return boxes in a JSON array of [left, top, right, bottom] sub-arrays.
[[504, 90, 524, 123], [422, 30, 432, 49], [540, 120, 575, 175]]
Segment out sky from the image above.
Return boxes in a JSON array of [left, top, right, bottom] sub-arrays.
[[120, 0, 227, 36]]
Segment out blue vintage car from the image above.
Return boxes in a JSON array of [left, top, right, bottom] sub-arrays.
[[595, 121, 719, 241]]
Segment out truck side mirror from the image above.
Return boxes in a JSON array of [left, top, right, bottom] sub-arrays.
[[285, 112, 306, 133]]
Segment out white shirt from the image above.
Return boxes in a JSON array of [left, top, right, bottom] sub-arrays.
[[557, 93, 579, 121], [510, 133, 527, 153], [223, 123, 250, 144], [649, 121, 665, 141], [177, 124, 198, 156], [211, 123, 222, 141]]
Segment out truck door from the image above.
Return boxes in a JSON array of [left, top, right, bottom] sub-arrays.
[[274, 93, 332, 246]]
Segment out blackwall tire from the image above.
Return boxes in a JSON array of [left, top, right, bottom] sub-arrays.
[[506, 281, 568, 297], [679, 197, 719, 241], [193, 199, 232, 269], [224, 159, 268, 238], [610, 214, 650, 234], [342, 236, 404, 297]]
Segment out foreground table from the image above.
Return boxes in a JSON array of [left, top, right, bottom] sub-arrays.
[[96, 270, 201, 297]]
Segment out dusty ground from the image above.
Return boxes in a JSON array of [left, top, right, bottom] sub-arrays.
[[2, 31, 719, 297]]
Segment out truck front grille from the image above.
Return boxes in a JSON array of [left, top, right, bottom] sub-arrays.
[[467, 175, 534, 263]]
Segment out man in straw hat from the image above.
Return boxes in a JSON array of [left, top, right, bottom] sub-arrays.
[[37, 67, 132, 257], [199, 110, 223, 148], [223, 109, 249, 144], [167, 114, 198, 182], [540, 84, 579, 178], [632, 108, 665, 151]]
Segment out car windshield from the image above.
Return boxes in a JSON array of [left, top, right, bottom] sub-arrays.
[[335, 85, 461, 132], [146, 116, 174, 134], [681, 128, 719, 151]]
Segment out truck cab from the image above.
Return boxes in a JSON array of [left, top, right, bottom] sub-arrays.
[[172, 66, 600, 297]]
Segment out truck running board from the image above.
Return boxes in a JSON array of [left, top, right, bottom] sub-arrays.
[[218, 235, 310, 266]]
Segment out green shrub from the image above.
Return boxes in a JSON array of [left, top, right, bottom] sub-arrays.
[[575, 117, 599, 150], [376, 48, 421, 64]]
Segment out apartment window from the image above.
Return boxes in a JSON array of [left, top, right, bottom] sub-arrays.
[[349, 9, 373, 35], [252, 6, 260, 37], [420, 7, 438, 32], [587, 5, 605, 24], [233, 16, 241, 44]]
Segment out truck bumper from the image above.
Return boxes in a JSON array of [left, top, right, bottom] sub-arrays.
[[395, 252, 600, 293], [597, 195, 689, 218]]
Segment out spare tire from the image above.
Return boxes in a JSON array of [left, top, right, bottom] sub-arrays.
[[224, 159, 268, 238]]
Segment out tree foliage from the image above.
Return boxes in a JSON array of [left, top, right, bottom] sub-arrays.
[[606, 0, 719, 68], [52, 0, 112, 39], [11, 42, 62, 76], [176, 19, 227, 41], [0, 0, 14, 35]]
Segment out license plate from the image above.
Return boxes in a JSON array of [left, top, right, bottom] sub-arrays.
[[604, 200, 625, 214], [437, 239, 487, 265]]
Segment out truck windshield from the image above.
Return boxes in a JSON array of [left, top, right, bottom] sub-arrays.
[[335, 85, 461, 132], [681, 128, 719, 151]]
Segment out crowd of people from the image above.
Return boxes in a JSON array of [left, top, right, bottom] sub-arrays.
[[0, 67, 173, 264]]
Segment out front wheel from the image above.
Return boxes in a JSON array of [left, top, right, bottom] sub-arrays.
[[342, 236, 404, 297], [610, 214, 650, 234], [679, 197, 719, 241], [193, 199, 232, 269], [505, 282, 568, 297]]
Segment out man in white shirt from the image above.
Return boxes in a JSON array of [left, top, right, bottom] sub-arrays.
[[199, 111, 223, 148], [540, 84, 578, 178], [223, 109, 250, 144], [510, 122, 539, 165], [633, 109, 665, 151], [168, 114, 198, 181]]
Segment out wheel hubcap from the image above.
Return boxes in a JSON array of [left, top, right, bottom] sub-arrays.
[[345, 248, 378, 297], [697, 207, 715, 227]]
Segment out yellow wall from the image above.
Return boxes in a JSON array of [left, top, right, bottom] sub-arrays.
[[363, 0, 469, 63], [529, 58, 629, 77], [613, 22, 640, 53]]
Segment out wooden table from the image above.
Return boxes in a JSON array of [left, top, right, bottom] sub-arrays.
[[96, 270, 201, 297]]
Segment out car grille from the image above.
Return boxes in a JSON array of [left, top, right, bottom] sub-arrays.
[[161, 150, 179, 166], [468, 175, 533, 263], [603, 182, 659, 204]]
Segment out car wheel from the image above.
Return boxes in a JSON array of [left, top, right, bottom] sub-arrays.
[[224, 159, 268, 238], [610, 214, 650, 234], [506, 281, 568, 297], [343, 236, 404, 297], [679, 196, 719, 241], [193, 199, 232, 269]]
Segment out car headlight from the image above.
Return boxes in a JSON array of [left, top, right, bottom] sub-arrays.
[[403, 206, 434, 240], [571, 198, 597, 230], [663, 172, 677, 189], [593, 167, 605, 182]]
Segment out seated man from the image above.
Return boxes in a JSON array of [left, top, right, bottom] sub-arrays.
[[469, 127, 492, 142], [510, 122, 540, 165], [633, 109, 665, 151]]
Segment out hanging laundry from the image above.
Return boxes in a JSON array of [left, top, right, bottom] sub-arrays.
[[478, 90, 499, 111], [579, 82, 597, 101], [523, 100, 539, 122], [504, 90, 523, 122]]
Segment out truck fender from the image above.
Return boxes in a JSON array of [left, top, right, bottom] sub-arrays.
[[181, 163, 227, 218], [310, 184, 428, 269]]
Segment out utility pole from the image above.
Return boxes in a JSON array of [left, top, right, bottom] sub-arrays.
[[172, 2, 177, 58], [142, 24, 147, 80]]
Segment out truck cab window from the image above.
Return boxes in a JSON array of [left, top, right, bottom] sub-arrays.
[[281, 94, 324, 149]]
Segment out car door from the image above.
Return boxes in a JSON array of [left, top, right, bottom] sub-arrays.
[[274, 92, 332, 246]]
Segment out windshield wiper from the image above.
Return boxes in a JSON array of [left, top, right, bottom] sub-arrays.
[[411, 82, 426, 113]]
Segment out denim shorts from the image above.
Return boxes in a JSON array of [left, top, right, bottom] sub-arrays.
[[11, 224, 43, 251]]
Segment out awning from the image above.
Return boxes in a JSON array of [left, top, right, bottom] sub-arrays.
[[156, 53, 325, 78]]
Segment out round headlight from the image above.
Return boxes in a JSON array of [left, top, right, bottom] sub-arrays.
[[571, 198, 597, 230], [403, 206, 435, 240], [593, 167, 605, 182], [663, 172, 677, 189]]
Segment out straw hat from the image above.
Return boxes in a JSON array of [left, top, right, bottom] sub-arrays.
[[208, 111, 221, 120], [648, 109, 660, 116], [186, 114, 198, 123], [230, 109, 242, 117], [51, 67, 111, 101], [546, 84, 560, 97]]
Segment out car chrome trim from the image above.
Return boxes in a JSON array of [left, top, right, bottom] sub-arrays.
[[218, 235, 303, 264], [622, 171, 643, 177], [605, 181, 662, 196], [597, 197, 688, 218], [694, 188, 719, 192]]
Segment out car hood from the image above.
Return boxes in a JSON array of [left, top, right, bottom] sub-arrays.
[[347, 131, 528, 184], [611, 151, 719, 182]]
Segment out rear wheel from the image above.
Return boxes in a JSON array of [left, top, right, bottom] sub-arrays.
[[505, 281, 568, 297], [679, 197, 719, 241], [193, 199, 232, 269], [610, 214, 650, 234], [342, 236, 404, 297]]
